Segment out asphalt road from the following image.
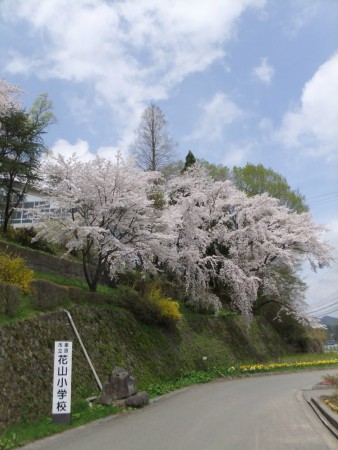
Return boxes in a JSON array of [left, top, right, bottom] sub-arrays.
[[21, 368, 338, 450]]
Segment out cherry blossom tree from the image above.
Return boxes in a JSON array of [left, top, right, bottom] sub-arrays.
[[35, 154, 168, 291], [162, 165, 333, 318], [161, 166, 260, 315], [0, 79, 22, 116]]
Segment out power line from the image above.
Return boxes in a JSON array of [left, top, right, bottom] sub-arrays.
[[306, 191, 338, 202], [305, 262, 338, 290], [307, 290, 338, 307], [306, 273, 338, 290], [309, 196, 338, 206], [307, 300, 338, 314], [307, 294, 338, 310], [309, 192, 338, 199]]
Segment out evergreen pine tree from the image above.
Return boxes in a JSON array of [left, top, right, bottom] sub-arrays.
[[182, 150, 196, 172]]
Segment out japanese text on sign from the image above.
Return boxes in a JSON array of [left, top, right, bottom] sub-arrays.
[[52, 341, 73, 415]]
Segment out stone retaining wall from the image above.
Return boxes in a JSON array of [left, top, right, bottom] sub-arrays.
[[0, 242, 85, 282]]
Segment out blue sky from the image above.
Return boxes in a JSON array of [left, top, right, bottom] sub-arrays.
[[1, 0, 337, 317]]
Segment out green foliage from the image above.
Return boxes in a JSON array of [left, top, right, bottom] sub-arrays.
[[254, 267, 307, 317], [113, 287, 164, 324], [145, 354, 338, 397], [5, 227, 57, 255], [25, 272, 164, 324], [148, 189, 166, 209], [29, 93, 56, 134], [0, 110, 44, 233], [197, 159, 229, 181], [231, 163, 308, 213], [115, 269, 152, 295], [185, 292, 222, 316], [0, 97, 55, 232], [182, 150, 196, 172], [0, 249, 33, 293], [267, 309, 324, 353]]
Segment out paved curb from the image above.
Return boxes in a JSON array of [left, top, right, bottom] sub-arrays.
[[303, 387, 338, 439]]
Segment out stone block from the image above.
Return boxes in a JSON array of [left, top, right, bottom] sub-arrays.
[[125, 391, 150, 408]]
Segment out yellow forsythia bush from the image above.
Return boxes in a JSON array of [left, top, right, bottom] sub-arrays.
[[0, 249, 34, 294], [148, 285, 182, 321]]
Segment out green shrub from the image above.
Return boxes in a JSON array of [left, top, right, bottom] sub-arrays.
[[155, 276, 185, 301], [110, 287, 163, 324], [0, 248, 34, 294], [67, 284, 164, 325], [6, 227, 58, 255], [116, 270, 152, 295], [31, 279, 70, 311], [0, 282, 22, 317], [186, 292, 222, 316]]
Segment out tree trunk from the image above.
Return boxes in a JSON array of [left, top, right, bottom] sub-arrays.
[[82, 249, 107, 293], [2, 190, 12, 233]]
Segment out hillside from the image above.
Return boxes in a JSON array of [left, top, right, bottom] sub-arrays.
[[0, 303, 289, 429], [321, 316, 338, 327]]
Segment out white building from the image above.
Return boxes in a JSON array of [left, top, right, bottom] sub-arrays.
[[0, 185, 49, 228]]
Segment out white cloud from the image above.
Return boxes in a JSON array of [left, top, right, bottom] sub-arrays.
[[50, 139, 126, 162], [51, 139, 94, 162], [222, 143, 252, 167], [97, 145, 123, 160], [0, 0, 266, 151], [277, 52, 338, 161], [252, 57, 275, 84], [185, 91, 244, 143], [1, 0, 267, 96]]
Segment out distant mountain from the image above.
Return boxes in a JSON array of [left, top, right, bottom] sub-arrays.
[[320, 316, 338, 326]]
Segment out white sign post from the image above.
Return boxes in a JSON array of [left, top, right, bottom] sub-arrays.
[[52, 341, 73, 424]]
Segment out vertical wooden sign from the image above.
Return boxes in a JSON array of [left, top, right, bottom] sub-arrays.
[[52, 341, 73, 424]]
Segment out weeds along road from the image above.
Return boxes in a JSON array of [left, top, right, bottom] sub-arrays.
[[21, 368, 338, 450]]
